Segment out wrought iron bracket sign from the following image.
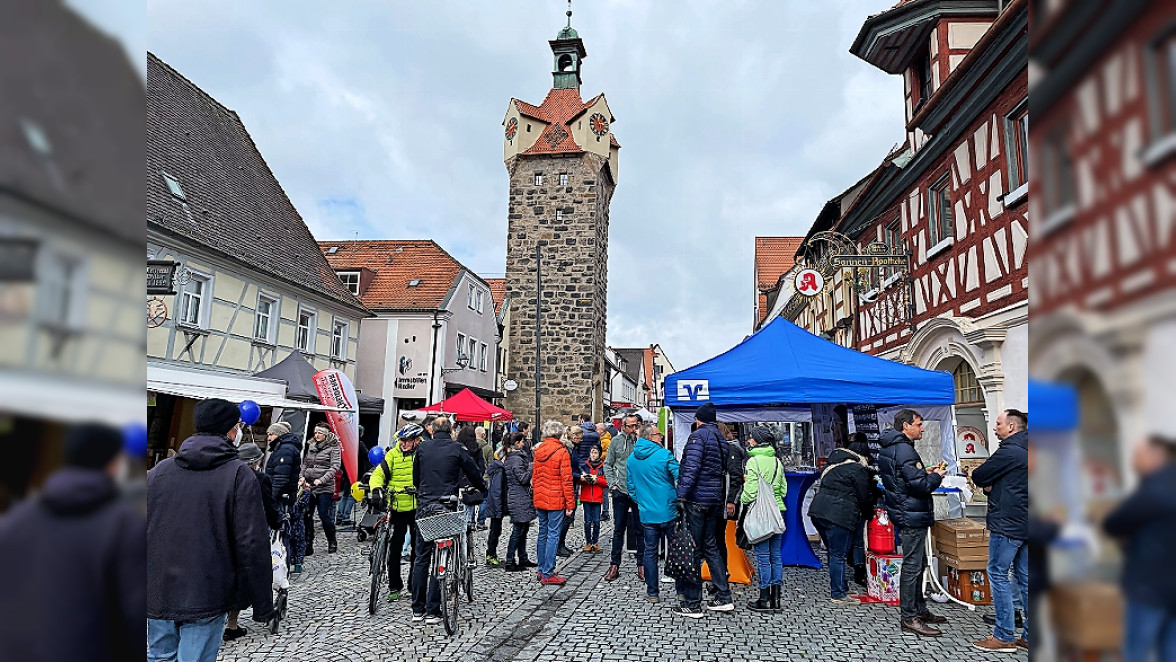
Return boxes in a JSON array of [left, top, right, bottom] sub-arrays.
[[147, 260, 179, 295]]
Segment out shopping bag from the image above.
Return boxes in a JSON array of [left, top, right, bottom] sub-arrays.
[[664, 518, 699, 583], [744, 461, 786, 544], [271, 531, 290, 591]]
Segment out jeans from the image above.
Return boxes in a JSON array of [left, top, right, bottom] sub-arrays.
[[559, 486, 579, 549], [609, 491, 645, 566], [536, 509, 565, 577], [752, 533, 783, 590], [307, 492, 337, 547], [477, 501, 488, 526], [410, 530, 441, 616], [602, 489, 610, 517], [338, 492, 355, 524], [679, 503, 731, 608], [1125, 601, 1176, 662], [147, 614, 227, 662], [465, 504, 478, 526], [507, 521, 532, 565], [712, 507, 730, 568], [387, 509, 416, 592], [898, 526, 929, 622], [487, 517, 503, 558], [988, 532, 1029, 644], [642, 521, 677, 597], [814, 518, 853, 598], [583, 502, 602, 545]]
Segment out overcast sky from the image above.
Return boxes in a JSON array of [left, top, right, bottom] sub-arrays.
[[135, 0, 904, 370]]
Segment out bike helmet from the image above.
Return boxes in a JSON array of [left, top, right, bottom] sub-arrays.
[[397, 423, 425, 440]]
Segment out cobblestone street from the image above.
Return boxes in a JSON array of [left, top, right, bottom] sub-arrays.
[[222, 518, 1028, 662]]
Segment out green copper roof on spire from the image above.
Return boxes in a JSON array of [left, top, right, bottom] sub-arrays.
[[556, 0, 578, 40]]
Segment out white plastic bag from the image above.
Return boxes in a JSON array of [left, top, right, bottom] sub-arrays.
[[744, 461, 786, 544], [271, 532, 289, 591]]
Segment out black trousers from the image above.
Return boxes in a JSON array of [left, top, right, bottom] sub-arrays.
[[609, 491, 645, 566], [410, 532, 441, 616], [487, 517, 503, 558], [507, 521, 532, 564], [387, 509, 416, 592], [899, 526, 930, 621]]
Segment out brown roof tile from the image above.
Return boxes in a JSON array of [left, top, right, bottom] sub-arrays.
[[485, 278, 506, 315], [147, 53, 366, 312], [318, 239, 472, 311], [755, 237, 804, 325], [511, 88, 620, 157]]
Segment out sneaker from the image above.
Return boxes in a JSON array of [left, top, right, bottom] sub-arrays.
[[541, 574, 567, 585], [222, 626, 247, 641], [972, 637, 1017, 653], [583, 544, 594, 552], [644, 594, 659, 603], [593, 544, 604, 553], [601, 514, 611, 521], [830, 597, 860, 606], [485, 556, 502, 567], [292, 564, 303, 574], [556, 546, 573, 557], [660, 575, 674, 584], [387, 590, 401, 602], [411, 612, 425, 623], [672, 605, 705, 619], [424, 614, 442, 625], [504, 563, 523, 572], [705, 599, 734, 612]]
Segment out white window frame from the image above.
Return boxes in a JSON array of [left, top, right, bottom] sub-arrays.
[[927, 174, 954, 248], [337, 271, 361, 296], [331, 318, 348, 359], [476, 289, 484, 314], [177, 269, 212, 329], [254, 293, 278, 344], [468, 337, 477, 370], [556, 210, 563, 221], [161, 171, 186, 201], [39, 250, 85, 329], [467, 284, 476, 310], [479, 343, 488, 371], [456, 333, 466, 364], [534, 173, 543, 186], [296, 307, 317, 354], [559, 173, 569, 186]]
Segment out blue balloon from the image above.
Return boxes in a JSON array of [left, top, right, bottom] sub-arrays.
[[123, 423, 148, 457], [239, 400, 261, 426], [367, 445, 386, 467]]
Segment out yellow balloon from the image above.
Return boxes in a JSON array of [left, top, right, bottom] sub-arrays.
[[350, 482, 367, 502]]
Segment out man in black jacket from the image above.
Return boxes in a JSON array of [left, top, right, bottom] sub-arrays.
[[1104, 434, 1176, 661], [147, 399, 274, 661], [970, 409, 1029, 653], [410, 416, 488, 624], [877, 409, 946, 637], [0, 424, 143, 662], [810, 438, 877, 605]]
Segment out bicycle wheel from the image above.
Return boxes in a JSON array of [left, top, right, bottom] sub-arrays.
[[368, 526, 387, 615], [270, 589, 287, 634], [442, 574, 459, 635]]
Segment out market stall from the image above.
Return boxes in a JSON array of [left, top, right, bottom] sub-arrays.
[[664, 317, 956, 568], [414, 388, 514, 423]]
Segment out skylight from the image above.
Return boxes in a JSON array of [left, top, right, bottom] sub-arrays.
[[161, 171, 186, 200], [326, 246, 339, 254], [408, 279, 421, 287]]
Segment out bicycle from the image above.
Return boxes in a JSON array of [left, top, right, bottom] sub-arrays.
[[416, 488, 477, 635], [364, 487, 410, 616]]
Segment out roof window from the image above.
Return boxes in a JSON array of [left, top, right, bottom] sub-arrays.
[[161, 171, 186, 201], [326, 246, 339, 254], [408, 279, 422, 287]]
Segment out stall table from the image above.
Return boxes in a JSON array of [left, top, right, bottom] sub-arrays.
[[780, 471, 821, 568]]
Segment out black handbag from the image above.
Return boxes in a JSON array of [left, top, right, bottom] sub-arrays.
[[461, 489, 486, 506], [664, 516, 699, 582]]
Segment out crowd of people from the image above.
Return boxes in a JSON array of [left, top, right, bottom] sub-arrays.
[[138, 395, 1033, 661]]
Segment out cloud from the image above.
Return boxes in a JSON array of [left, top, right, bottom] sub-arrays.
[[147, 0, 903, 369]]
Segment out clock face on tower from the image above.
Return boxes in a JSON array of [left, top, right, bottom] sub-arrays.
[[589, 113, 609, 137], [505, 117, 518, 142]]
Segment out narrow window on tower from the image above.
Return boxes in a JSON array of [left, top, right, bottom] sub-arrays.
[[556, 210, 563, 221], [559, 173, 569, 186], [534, 174, 543, 186]]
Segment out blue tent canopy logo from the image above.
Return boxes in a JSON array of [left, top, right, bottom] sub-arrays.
[[678, 380, 709, 401]]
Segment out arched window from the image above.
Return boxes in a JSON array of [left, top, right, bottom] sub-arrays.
[[953, 361, 982, 404], [558, 54, 574, 72]]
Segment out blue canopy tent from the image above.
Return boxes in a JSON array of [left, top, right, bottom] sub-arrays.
[[1029, 379, 1083, 529], [665, 317, 956, 464]]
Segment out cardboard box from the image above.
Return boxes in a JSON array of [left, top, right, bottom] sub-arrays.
[[1050, 581, 1124, 650], [933, 518, 989, 546], [945, 566, 991, 605], [866, 552, 902, 605], [937, 550, 988, 571], [935, 538, 989, 562]]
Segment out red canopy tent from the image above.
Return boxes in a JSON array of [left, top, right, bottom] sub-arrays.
[[421, 388, 514, 422]]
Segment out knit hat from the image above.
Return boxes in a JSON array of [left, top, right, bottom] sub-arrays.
[[750, 426, 774, 447], [314, 423, 332, 434], [695, 402, 716, 424], [267, 421, 292, 436], [63, 423, 123, 469], [194, 398, 241, 435], [237, 442, 264, 463]]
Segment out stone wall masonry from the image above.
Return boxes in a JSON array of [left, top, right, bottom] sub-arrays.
[[503, 152, 614, 423]]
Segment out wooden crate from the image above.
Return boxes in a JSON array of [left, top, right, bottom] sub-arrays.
[[945, 566, 992, 605]]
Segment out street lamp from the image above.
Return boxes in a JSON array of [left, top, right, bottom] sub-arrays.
[[442, 353, 470, 375]]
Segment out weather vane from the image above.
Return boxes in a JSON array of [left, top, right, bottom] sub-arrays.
[[566, 0, 573, 27]]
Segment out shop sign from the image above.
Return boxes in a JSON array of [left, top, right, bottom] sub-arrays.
[[831, 254, 908, 268], [147, 260, 179, 295], [794, 268, 825, 297]]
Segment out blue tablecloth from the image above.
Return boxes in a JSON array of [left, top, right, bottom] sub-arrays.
[[781, 471, 821, 568]]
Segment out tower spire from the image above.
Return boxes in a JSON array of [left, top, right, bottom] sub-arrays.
[[550, 0, 586, 90], [566, 0, 573, 29]]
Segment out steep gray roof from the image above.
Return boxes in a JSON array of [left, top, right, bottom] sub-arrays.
[[147, 53, 366, 313], [614, 348, 644, 384]]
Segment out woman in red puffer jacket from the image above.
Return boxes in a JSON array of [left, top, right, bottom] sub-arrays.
[[531, 421, 575, 583]]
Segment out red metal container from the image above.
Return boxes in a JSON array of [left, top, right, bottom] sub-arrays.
[[867, 509, 896, 554]]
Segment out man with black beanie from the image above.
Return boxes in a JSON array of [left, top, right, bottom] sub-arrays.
[[147, 398, 274, 661], [0, 423, 143, 662]]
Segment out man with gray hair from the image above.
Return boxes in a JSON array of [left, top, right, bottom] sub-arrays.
[[604, 413, 646, 582]]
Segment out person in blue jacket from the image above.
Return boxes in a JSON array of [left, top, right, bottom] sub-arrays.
[[674, 402, 733, 617], [627, 423, 680, 602], [1104, 433, 1176, 662]]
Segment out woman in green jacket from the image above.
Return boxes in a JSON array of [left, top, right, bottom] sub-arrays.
[[740, 426, 788, 612]]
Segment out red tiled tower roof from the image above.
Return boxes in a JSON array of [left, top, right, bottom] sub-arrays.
[[511, 88, 618, 156]]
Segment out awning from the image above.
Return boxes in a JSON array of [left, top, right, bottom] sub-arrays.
[[0, 370, 143, 426], [148, 363, 353, 413]]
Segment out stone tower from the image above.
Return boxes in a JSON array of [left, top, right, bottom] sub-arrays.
[[501, 9, 619, 425]]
